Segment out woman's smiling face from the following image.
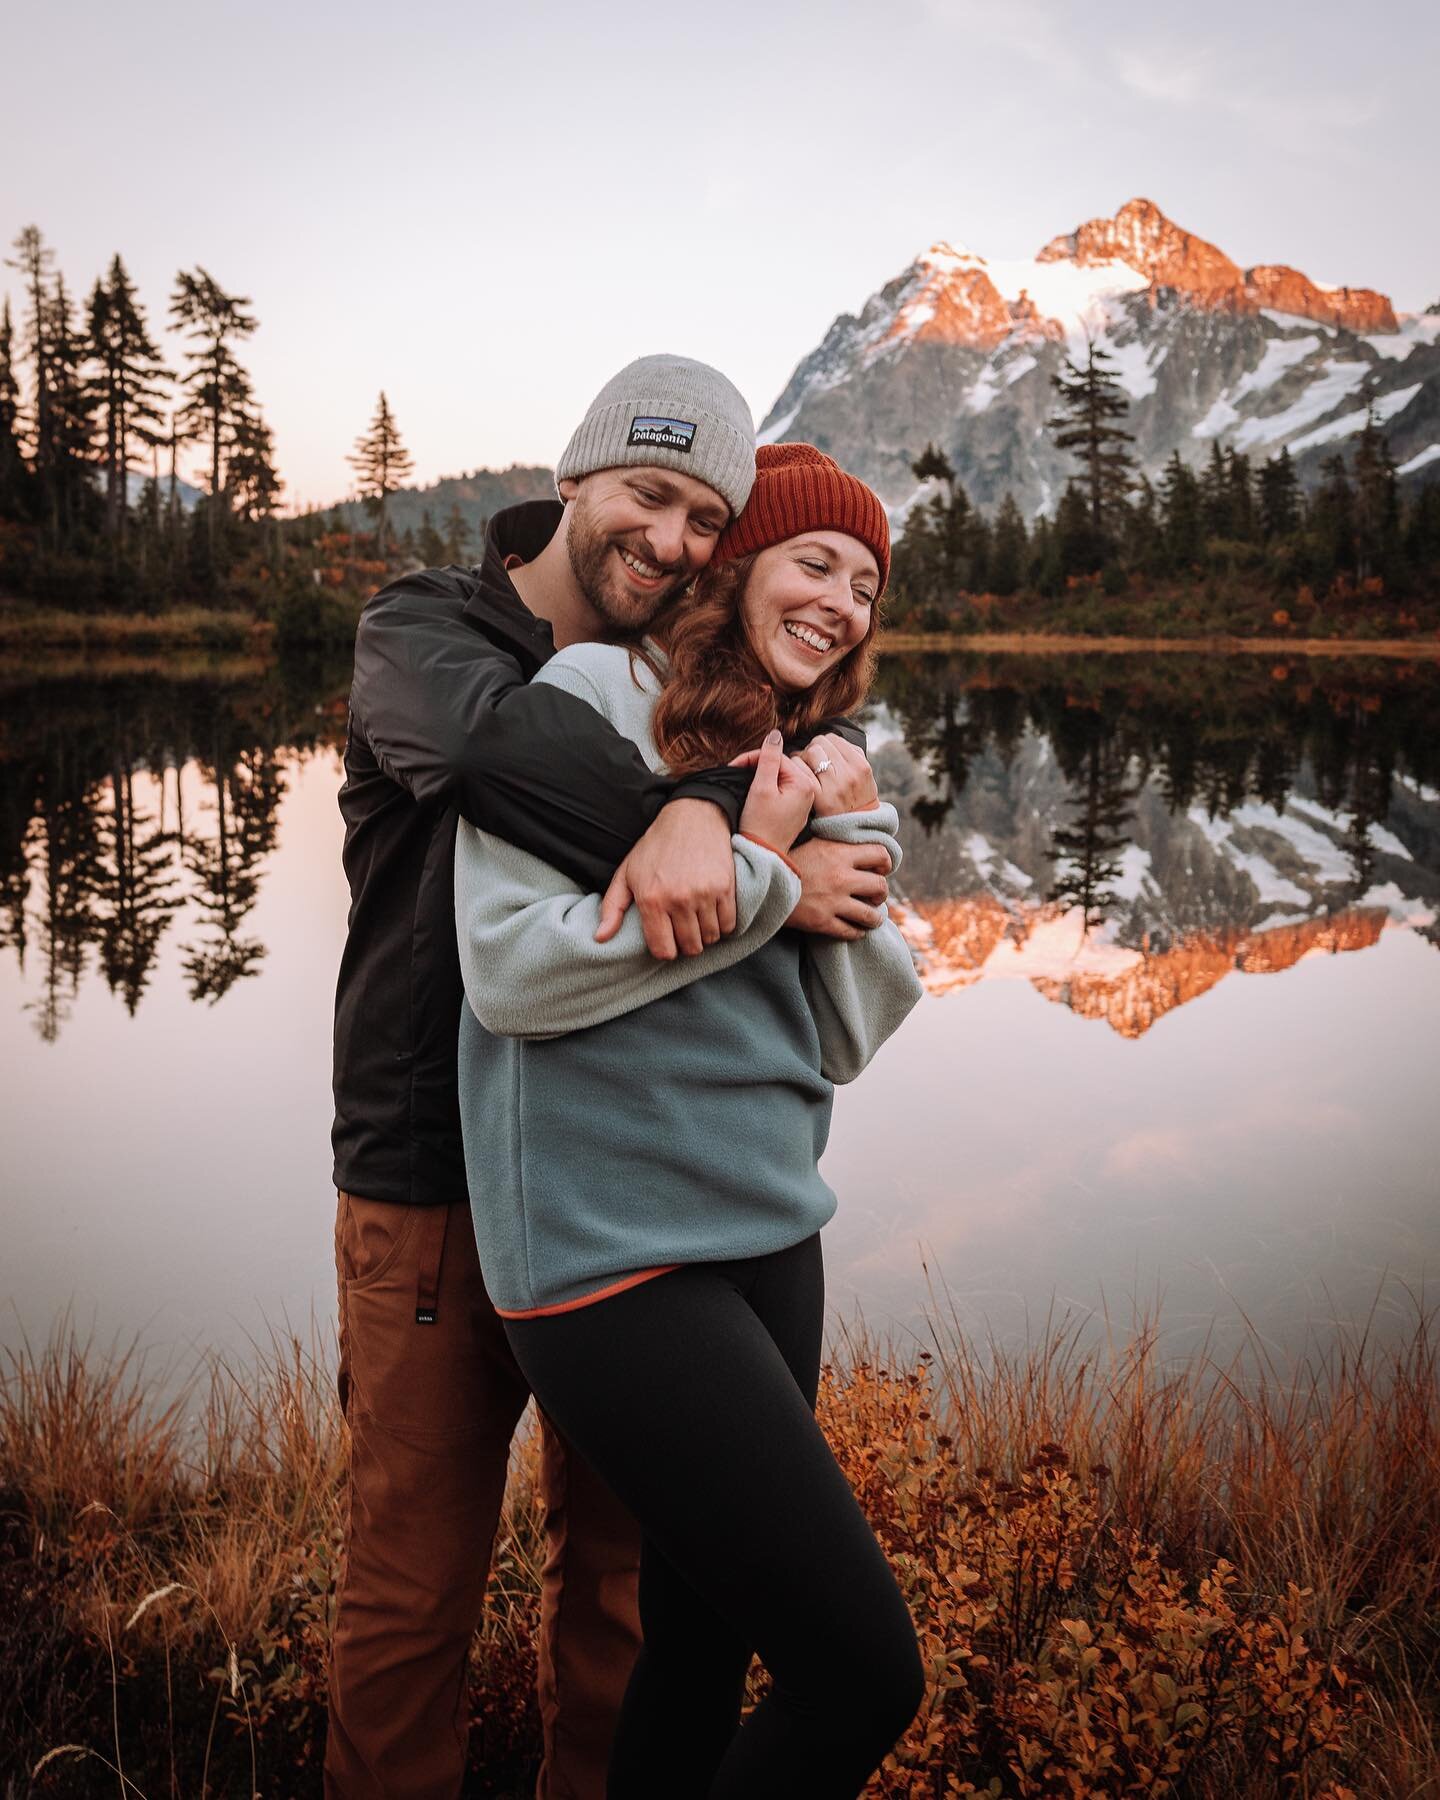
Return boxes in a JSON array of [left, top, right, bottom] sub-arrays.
[[739, 529, 879, 692]]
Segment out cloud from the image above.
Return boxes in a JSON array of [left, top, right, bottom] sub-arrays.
[[1113, 41, 1377, 136], [920, 0, 1082, 77]]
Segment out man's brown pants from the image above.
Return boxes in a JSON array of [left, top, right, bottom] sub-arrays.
[[326, 1193, 642, 1800]]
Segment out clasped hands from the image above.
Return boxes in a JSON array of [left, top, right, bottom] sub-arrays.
[[596, 731, 890, 961]]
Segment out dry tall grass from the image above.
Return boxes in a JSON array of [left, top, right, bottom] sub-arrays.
[[1, 1294, 1435, 1797]]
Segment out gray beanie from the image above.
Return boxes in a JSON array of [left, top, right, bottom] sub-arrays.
[[554, 353, 756, 517]]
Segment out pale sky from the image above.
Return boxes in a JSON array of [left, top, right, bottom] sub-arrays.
[[6, 0, 1437, 510]]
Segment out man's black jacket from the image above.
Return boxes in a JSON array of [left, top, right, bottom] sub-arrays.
[[331, 499, 865, 1209], [332, 501, 756, 1207]]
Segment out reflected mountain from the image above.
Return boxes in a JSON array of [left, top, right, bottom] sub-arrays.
[[2, 649, 1437, 1041], [869, 653, 1440, 1035]]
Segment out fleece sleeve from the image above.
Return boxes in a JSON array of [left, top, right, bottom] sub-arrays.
[[800, 804, 924, 1083], [454, 823, 801, 1039]]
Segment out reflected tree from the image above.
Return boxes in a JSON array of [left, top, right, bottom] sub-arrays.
[[1047, 727, 1138, 931], [181, 741, 284, 1003], [27, 750, 104, 1042], [94, 750, 182, 1013]]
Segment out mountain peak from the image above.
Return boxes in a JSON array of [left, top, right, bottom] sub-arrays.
[[1037, 196, 1242, 299], [1037, 196, 1395, 332], [917, 239, 987, 272], [883, 244, 1011, 353]]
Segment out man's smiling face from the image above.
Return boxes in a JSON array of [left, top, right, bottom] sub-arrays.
[[561, 466, 732, 632]]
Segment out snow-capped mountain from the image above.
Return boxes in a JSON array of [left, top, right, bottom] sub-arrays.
[[868, 723, 1440, 1039], [761, 198, 1440, 518]]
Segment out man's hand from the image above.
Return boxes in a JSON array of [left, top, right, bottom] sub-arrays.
[[787, 838, 892, 940], [595, 799, 738, 961]]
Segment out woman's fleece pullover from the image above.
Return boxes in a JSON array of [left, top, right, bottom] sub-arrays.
[[454, 642, 923, 1318]]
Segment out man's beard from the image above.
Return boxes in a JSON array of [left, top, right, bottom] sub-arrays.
[[566, 494, 689, 632]]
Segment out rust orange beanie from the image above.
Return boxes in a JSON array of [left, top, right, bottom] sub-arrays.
[[715, 442, 890, 595]]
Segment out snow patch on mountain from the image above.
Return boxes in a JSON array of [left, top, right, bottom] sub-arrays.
[[757, 403, 801, 448], [1262, 310, 1337, 335], [1365, 314, 1440, 360], [967, 368, 1001, 414], [1234, 334, 1323, 399], [1288, 383, 1422, 455], [1398, 444, 1440, 476], [986, 256, 1150, 341], [1193, 398, 1241, 441], [1231, 360, 1371, 452], [1100, 334, 1163, 401], [1113, 844, 1156, 901]]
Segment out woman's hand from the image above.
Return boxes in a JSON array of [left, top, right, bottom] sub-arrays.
[[733, 731, 821, 854], [796, 733, 879, 817]]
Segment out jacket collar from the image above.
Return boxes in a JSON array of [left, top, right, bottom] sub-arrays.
[[460, 499, 566, 674]]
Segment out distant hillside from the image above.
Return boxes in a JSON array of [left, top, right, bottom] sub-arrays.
[[123, 471, 204, 511], [319, 464, 555, 544]]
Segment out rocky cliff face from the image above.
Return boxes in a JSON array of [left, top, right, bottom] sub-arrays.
[[1037, 197, 1397, 334], [761, 198, 1438, 518]]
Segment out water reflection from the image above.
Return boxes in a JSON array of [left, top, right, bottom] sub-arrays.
[[2, 649, 1435, 1366], [1, 664, 348, 1039], [865, 654, 1440, 1036], [2, 652, 1437, 1041]]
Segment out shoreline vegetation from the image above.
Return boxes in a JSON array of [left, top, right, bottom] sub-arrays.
[[3, 224, 1440, 686], [2, 1301, 1435, 1798], [2, 601, 1437, 663]]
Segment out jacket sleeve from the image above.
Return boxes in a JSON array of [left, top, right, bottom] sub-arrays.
[[799, 804, 924, 1083], [349, 572, 750, 892], [454, 822, 802, 1039]]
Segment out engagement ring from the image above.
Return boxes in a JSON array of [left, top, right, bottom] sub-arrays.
[[814, 758, 833, 773]]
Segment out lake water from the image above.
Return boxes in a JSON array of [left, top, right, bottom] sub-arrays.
[[3, 650, 1437, 1378]]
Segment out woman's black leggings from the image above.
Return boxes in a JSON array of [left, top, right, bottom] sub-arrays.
[[504, 1235, 924, 1799]]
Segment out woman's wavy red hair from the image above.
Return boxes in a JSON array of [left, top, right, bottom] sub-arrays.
[[642, 552, 880, 776]]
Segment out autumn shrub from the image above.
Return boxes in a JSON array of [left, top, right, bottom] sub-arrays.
[[4, 1302, 1437, 1797], [820, 1361, 1367, 1795]]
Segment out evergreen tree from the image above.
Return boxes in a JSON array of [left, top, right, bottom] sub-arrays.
[[0, 296, 30, 515], [1403, 481, 1440, 570], [86, 255, 169, 550], [444, 502, 473, 563], [1226, 450, 1257, 543], [1312, 452, 1355, 583], [1055, 480, 1100, 577], [1351, 412, 1399, 584], [348, 391, 414, 556], [1123, 472, 1163, 572], [1047, 340, 1135, 544], [1159, 451, 1204, 568], [1258, 447, 1301, 540], [169, 267, 258, 560], [911, 442, 956, 498], [44, 274, 99, 547], [227, 406, 282, 523], [6, 226, 56, 484], [988, 493, 1028, 596], [1199, 441, 1232, 538], [417, 507, 447, 565], [1027, 514, 1061, 596]]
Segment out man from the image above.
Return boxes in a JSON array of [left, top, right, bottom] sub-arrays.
[[328, 355, 893, 1799]]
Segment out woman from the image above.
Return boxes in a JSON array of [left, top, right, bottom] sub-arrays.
[[454, 443, 925, 1797]]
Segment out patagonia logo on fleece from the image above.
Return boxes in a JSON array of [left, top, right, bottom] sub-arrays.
[[627, 416, 697, 453]]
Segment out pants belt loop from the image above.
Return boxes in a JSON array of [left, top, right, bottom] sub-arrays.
[[415, 1205, 449, 1325]]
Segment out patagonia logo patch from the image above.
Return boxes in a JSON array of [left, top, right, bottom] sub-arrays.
[[628, 415, 697, 453]]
